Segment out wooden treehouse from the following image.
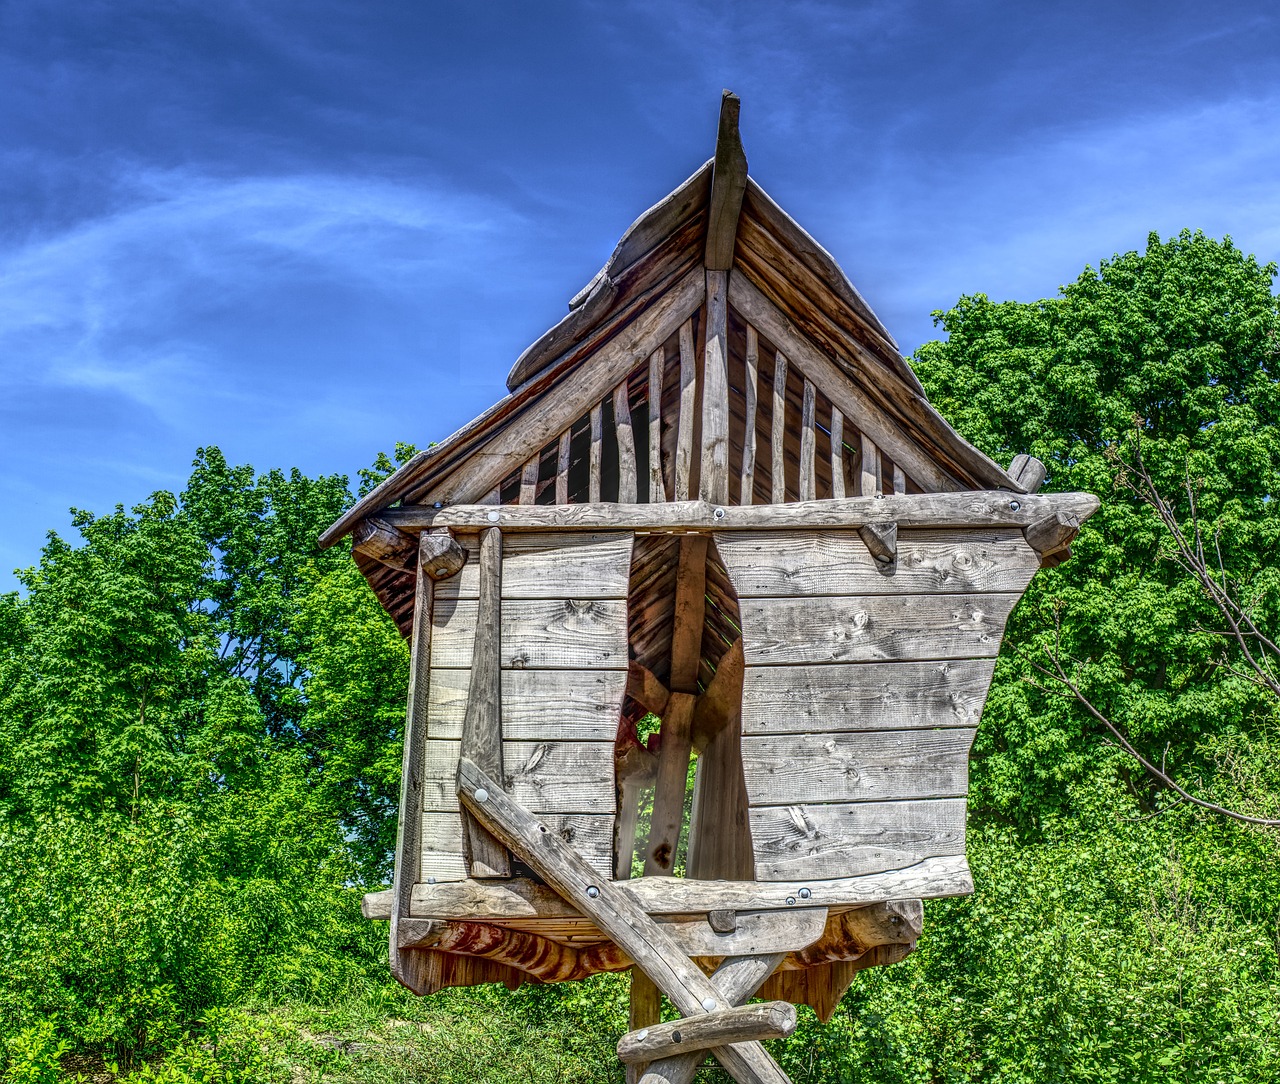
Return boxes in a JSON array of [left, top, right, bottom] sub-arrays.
[[332, 94, 1097, 1084]]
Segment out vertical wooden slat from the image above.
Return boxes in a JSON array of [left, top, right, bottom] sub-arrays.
[[893, 463, 907, 495], [830, 406, 846, 499], [589, 402, 604, 503], [739, 324, 759, 505], [518, 455, 538, 505], [555, 430, 571, 505], [799, 377, 817, 501], [860, 433, 882, 497], [614, 381, 638, 503], [700, 269, 730, 504], [771, 351, 788, 503], [675, 319, 697, 501], [648, 348, 666, 503], [459, 527, 510, 877], [480, 486, 500, 505]]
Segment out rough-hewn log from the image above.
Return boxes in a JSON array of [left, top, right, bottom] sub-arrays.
[[619, 1003, 795, 1064], [700, 268, 730, 504], [419, 530, 467, 580], [740, 325, 759, 504], [352, 516, 418, 568], [704, 90, 748, 272], [1008, 453, 1048, 492], [858, 520, 898, 565], [1024, 510, 1080, 560]]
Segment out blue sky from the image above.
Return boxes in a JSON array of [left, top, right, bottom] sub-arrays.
[[2, 1, 1279, 586]]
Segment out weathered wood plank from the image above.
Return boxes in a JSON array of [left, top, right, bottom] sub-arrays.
[[422, 811, 614, 882], [670, 535, 709, 692], [700, 269, 730, 504], [704, 91, 748, 271], [648, 348, 666, 503], [799, 378, 817, 501], [620, 1003, 796, 1064], [712, 529, 1039, 597], [519, 456, 539, 505], [771, 351, 788, 503], [615, 381, 639, 503], [644, 691, 695, 876], [409, 853, 974, 918], [892, 463, 907, 495], [430, 598, 630, 669], [501, 532, 634, 599], [739, 659, 997, 735], [458, 527, 510, 877], [426, 668, 625, 742], [829, 407, 845, 499], [382, 490, 1101, 534], [423, 739, 616, 813], [739, 324, 759, 505], [730, 272, 961, 494], [749, 798, 967, 881], [456, 759, 792, 1084], [589, 402, 604, 503], [419, 531, 467, 581], [353, 516, 417, 569], [741, 729, 974, 806], [859, 432, 881, 497], [737, 592, 1022, 665], [675, 319, 697, 501], [556, 429, 571, 505]]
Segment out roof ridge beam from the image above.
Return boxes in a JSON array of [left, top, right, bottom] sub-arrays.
[[704, 91, 748, 271]]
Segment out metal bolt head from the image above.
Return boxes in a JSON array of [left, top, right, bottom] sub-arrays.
[[672, 1029, 683, 1043], [701, 997, 717, 1011], [1009, 500, 1021, 511], [433, 501, 443, 510], [487, 510, 501, 522], [474, 788, 489, 803], [635, 1030, 649, 1042], [427, 876, 436, 884], [586, 885, 600, 898], [786, 896, 797, 906], [798, 887, 812, 899], [713, 507, 726, 520]]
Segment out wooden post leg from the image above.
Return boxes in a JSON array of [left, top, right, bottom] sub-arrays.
[[628, 970, 662, 1084]]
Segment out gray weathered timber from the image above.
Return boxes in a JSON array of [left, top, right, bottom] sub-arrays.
[[739, 659, 997, 735], [798, 378, 817, 501], [714, 529, 1040, 597], [429, 598, 630, 669], [352, 516, 418, 568], [456, 759, 792, 1084], [423, 739, 616, 814], [426, 668, 624, 742], [701, 268, 731, 504], [829, 407, 845, 499], [705, 91, 748, 271], [556, 429, 571, 505], [380, 490, 1101, 534], [645, 692, 696, 875], [749, 798, 967, 881], [858, 521, 897, 565], [730, 272, 960, 494], [619, 1002, 796, 1063], [859, 432, 881, 497], [589, 402, 604, 503], [771, 351, 788, 503], [1024, 511, 1081, 558], [740, 729, 975, 806], [422, 811, 614, 882], [458, 527, 510, 877], [419, 531, 467, 581], [408, 854, 974, 918], [648, 348, 666, 502], [501, 532, 633, 598], [1008, 453, 1048, 492], [519, 456, 539, 505], [739, 324, 759, 504], [675, 318, 697, 501], [615, 381, 639, 503], [737, 592, 1022, 665]]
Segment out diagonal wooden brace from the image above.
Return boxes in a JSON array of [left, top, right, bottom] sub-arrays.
[[458, 758, 793, 1084]]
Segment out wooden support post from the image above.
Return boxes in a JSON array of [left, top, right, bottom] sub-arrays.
[[704, 90, 748, 272], [519, 455, 539, 505], [458, 527, 511, 878], [352, 516, 418, 569], [892, 463, 907, 495], [457, 759, 792, 1084], [615, 381, 639, 503], [1024, 511, 1080, 565], [675, 320, 697, 501], [740, 325, 759, 505], [619, 1003, 796, 1064], [629, 971, 662, 1084], [829, 406, 845, 499], [1008, 453, 1048, 492], [771, 353, 788, 503], [700, 268, 730, 505], [628, 661, 671, 717], [590, 402, 604, 503], [418, 531, 466, 581], [649, 348, 666, 503], [859, 433, 881, 497], [798, 378, 816, 502], [556, 429, 571, 505]]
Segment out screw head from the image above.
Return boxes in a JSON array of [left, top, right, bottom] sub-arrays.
[[798, 887, 812, 899], [427, 876, 436, 884], [635, 1030, 649, 1042], [1009, 500, 1021, 511], [586, 885, 600, 898], [474, 788, 489, 803], [487, 510, 500, 522], [433, 501, 443, 510], [713, 507, 726, 520], [786, 896, 797, 906]]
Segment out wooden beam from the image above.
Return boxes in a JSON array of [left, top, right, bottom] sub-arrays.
[[589, 402, 604, 503], [644, 692, 695, 876], [739, 325, 759, 504], [670, 534, 709, 693], [1008, 453, 1048, 492], [556, 429, 571, 505], [675, 319, 697, 501], [704, 91, 748, 271], [858, 521, 898, 565], [352, 516, 417, 569], [829, 407, 845, 499], [700, 269, 730, 504], [892, 463, 907, 495], [615, 381, 639, 503], [418, 530, 467, 581], [381, 491, 1101, 534], [1024, 511, 1080, 559], [619, 1003, 795, 1064], [457, 527, 511, 878], [627, 660, 671, 716], [771, 352, 788, 503], [456, 759, 791, 1084], [799, 378, 817, 501], [859, 433, 881, 497], [648, 348, 666, 503], [519, 455, 539, 505]]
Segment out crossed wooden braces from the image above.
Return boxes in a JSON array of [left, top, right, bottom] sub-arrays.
[[459, 757, 823, 1084]]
